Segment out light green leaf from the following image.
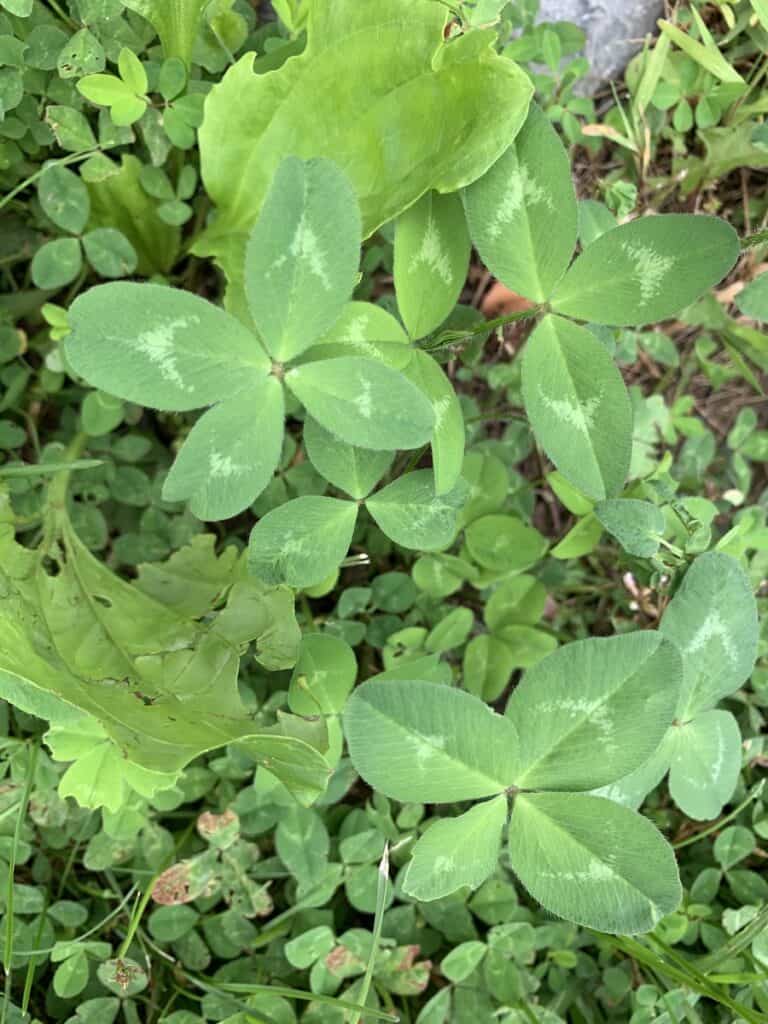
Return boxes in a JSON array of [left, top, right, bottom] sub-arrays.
[[484, 575, 546, 631], [714, 824, 755, 870], [668, 710, 742, 821], [66, 283, 268, 412], [440, 941, 487, 984], [120, 0, 208, 65], [660, 552, 758, 718], [735, 271, 768, 321], [577, 199, 616, 247], [288, 633, 357, 716], [595, 499, 666, 558], [551, 215, 740, 326], [38, 165, 90, 235], [308, 300, 411, 367], [506, 633, 682, 791], [658, 17, 744, 85], [77, 73, 132, 106], [551, 512, 603, 559], [0, 524, 326, 805], [463, 633, 517, 703], [366, 471, 468, 551], [403, 350, 465, 495], [464, 103, 577, 303], [81, 228, 138, 279], [118, 46, 147, 95], [303, 416, 393, 499], [194, 0, 532, 283], [508, 792, 682, 933], [403, 795, 507, 901], [245, 157, 361, 362], [162, 376, 284, 520], [135, 534, 240, 617], [594, 732, 674, 810], [286, 356, 434, 451], [493, 625, 558, 673], [248, 496, 358, 589], [465, 514, 548, 573], [31, 238, 82, 290], [395, 190, 470, 340], [522, 315, 633, 501], [343, 679, 519, 803]]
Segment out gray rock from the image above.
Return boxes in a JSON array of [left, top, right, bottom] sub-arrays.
[[537, 0, 663, 92]]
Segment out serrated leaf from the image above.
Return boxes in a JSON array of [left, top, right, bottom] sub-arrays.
[[660, 552, 758, 718], [66, 283, 269, 411], [394, 190, 470, 340], [551, 215, 740, 326], [595, 499, 666, 558], [505, 633, 682, 791], [343, 679, 519, 803], [508, 792, 682, 934], [668, 710, 742, 821], [194, 0, 532, 284], [286, 356, 434, 451], [162, 376, 284, 520], [366, 471, 468, 551], [403, 351, 465, 495], [464, 103, 577, 302], [303, 416, 393, 499], [247, 496, 358, 588], [245, 157, 361, 362], [403, 795, 507, 902], [522, 315, 633, 501]]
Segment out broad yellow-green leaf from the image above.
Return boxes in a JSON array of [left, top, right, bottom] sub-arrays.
[[508, 792, 682, 933], [120, 0, 208, 65], [303, 416, 393, 499], [505, 634, 682, 791], [551, 215, 740, 326], [595, 498, 666, 558], [194, 0, 532, 284], [162, 376, 284, 520], [403, 795, 507, 902], [660, 552, 758, 719], [403, 350, 465, 495], [464, 103, 577, 302], [366, 471, 468, 551], [245, 157, 361, 362], [668, 710, 742, 821], [66, 283, 268, 412], [0, 523, 327, 806], [395, 190, 470, 340], [522, 315, 633, 501], [286, 357, 434, 451], [248, 496, 358, 589], [343, 679, 519, 803]]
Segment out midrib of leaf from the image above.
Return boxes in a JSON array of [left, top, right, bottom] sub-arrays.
[[360, 697, 511, 794], [520, 796, 663, 916], [514, 647, 660, 786]]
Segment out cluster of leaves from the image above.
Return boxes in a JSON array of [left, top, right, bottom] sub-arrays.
[[0, 0, 767, 1022]]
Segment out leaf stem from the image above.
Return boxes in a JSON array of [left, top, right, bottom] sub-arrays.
[[673, 779, 765, 849]]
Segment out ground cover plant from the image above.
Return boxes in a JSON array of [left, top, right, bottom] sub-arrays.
[[0, 0, 767, 1021]]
